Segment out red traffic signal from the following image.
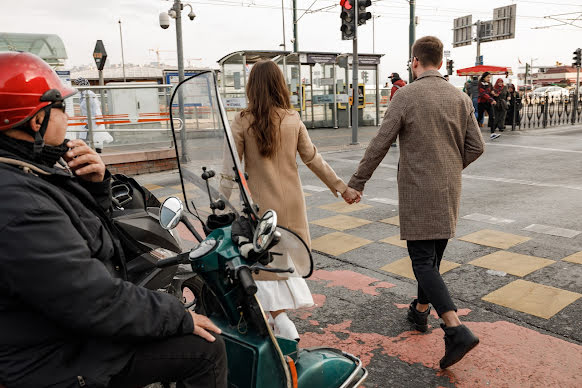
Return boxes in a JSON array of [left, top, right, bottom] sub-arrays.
[[340, 0, 352, 10]]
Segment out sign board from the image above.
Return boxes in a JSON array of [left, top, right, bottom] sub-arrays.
[[492, 4, 517, 41], [336, 94, 349, 103], [93, 40, 107, 71], [320, 78, 334, 86], [225, 97, 247, 108], [313, 94, 335, 104], [478, 20, 494, 41], [453, 15, 472, 48], [348, 55, 381, 65], [444, 50, 451, 58]]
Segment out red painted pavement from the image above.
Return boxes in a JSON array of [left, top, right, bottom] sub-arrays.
[[310, 270, 395, 296]]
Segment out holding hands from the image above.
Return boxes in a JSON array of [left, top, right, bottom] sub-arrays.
[[342, 187, 362, 205]]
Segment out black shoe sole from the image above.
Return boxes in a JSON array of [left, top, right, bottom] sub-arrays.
[[407, 311, 428, 333], [439, 338, 480, 369]]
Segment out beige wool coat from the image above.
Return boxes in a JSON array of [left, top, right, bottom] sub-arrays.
[[231, 109, 347, 248], [349, 70, 485, 241]]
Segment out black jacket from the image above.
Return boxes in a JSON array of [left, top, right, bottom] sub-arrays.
[[0, 148, 193, 388]]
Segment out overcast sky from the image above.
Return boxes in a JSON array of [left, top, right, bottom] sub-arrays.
[[2, 0, 581, 85]]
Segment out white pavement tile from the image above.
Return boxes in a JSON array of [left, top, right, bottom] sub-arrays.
[[523, 224, 581, 238], [302, 185, 328, 192], [462, 213, 515, 226], [368, 197, 399, 206]]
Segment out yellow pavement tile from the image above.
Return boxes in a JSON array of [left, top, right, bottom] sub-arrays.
[[143, 184, 163, 191], [318, 201, 373, 213], [563, 251, 582, 265], [311, 214, 372, 231], [158, 193, 185, 203], [311, 232, 373, 256], [482, 279, 581, 319], [380, 257, 461, 280], [469, 251, 554, 277], [171, 183, 199, 192], [379, 235, 407, 248], [380, 216, 400, 226], [458, 229, 531, 250], [304, 192, 313, 197]]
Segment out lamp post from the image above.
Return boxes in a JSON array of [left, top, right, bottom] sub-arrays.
[[118, 19, 127, 82], [159, 0, 196, 162]]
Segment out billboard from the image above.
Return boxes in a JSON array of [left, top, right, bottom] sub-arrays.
[[492, 4, 517, 41], [453, 15, 472, 48]]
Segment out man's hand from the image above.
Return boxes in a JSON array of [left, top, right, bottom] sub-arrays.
[[190, 311, 222, 342], [491, 100, 497, 105], [64, 139, 106, 182], [342, 187, 362, 204]]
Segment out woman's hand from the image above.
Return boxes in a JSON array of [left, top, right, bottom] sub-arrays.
[[64, 139, 106, 182], [342, 187, 362, 204]]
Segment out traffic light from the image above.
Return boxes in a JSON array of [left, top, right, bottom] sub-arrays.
[[358, 0, 372, 26], [525, 62, 530, 77], [362, 70, 369, 84], [446, 59, 454, 76], [340, 0, 356, 40], [573, 48, 581, 68]]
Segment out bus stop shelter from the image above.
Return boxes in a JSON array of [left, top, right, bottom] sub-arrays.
[[0, 32, 68, 67], [218, 50, 384, 128]]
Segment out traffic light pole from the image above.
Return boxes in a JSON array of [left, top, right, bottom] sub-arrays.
[[351, 4, 359, 144], [573, 66, 580, 125], [408, 0, 415, 82]]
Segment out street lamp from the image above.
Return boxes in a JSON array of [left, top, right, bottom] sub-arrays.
[[159, 0, 196, 162]]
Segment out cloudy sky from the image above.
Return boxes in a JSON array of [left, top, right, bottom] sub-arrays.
[[2, 0, 581, 85]]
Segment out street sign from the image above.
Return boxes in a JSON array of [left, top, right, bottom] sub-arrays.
[[444, 50, 451, 58], [453, 15, 472, 48], [492, 4, 517, 41], [93, 40, 107, 71]]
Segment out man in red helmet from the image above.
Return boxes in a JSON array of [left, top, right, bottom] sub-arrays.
[[0, 52, 226, 388]]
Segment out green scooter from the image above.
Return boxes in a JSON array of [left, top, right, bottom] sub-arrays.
[[154, 71, 367, 388]]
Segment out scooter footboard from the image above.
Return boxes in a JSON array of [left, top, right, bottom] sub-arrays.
[[295, 347, 368, 388]]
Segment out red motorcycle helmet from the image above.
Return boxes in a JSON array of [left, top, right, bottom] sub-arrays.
[[0, 52, 77, 131]]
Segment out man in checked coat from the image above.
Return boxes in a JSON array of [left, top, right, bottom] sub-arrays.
[[346, 36, 485, 369]]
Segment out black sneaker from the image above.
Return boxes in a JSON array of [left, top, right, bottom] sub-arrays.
[[407, 299, 430, 332], [439, 324, 479, 369]]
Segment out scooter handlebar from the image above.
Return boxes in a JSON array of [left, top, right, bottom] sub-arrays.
[[237, 266, 258, 296]]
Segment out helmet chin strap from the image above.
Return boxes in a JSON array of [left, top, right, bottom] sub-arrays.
[[22, 106, 52, 161]]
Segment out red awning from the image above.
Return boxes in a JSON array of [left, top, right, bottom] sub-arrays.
[[456, 65, 513, 76]]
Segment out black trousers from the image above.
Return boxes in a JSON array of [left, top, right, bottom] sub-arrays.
[[477, 102, 496, 132], [407, 240, 457, 317], [108, 335, 227, 388]]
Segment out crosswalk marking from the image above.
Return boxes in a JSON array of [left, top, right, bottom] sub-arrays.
[[524, 224, 581, 238]]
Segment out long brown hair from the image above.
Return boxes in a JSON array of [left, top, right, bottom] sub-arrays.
[[241, 60, 291, 158]]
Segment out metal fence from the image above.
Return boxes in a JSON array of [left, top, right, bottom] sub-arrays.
[[515, 92, 582, 129]]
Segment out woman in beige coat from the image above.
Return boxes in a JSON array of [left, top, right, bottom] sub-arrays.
[[230, 60, 349, 340]]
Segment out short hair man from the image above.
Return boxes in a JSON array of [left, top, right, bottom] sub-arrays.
[[0, 52, 226, 387], [343, 36, 484, 369], [388, 72, 407, 101]]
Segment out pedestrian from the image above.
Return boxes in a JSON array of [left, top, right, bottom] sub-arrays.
[[343, 36, 484, 369], [74, 77, 113, 152], [464, 76, 480, 121], [389, 72, 407, 101], [505, 83, 521, 127], [493, 78, 508, 131], [0, 52, 227, 388], [478, 72, 499, 139], [229, 60, 357, 341]]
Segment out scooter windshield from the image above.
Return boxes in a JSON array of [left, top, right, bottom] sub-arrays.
[[169, 71, 313, 278], [169, 71, 254, 225]]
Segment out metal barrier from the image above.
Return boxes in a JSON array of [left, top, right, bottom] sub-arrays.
[[515, 92, 582, 130]]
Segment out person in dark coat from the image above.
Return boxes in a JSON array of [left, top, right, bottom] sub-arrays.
[[505, 83, 521, 127], [0, 52, 227, 388], [493, 78, 509, 131], [477, 72, 499, 139], [389, 72, 407, 101]]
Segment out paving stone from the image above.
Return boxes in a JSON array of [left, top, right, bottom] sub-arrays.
[[379, 234, 407, 248], [318, 201, 373, 213], [524, 224, 581, 238], [462, 213, 515, 225], [380, 216, 400, 226], [311, 215, 373, 231], [142, 183, 163, 191], [469, 250, 555, 277], [563, 251, 582, 265], [380, 257, 461, 280], [311, 232, 373, 256], [459, 229, 531, 250], [482, 279, 582, 319]]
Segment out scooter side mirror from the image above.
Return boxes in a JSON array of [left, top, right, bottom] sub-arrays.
[[159, 196, 184, 230], [253, 209, 278, 254]]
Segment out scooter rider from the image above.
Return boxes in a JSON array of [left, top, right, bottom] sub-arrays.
[[0, 52, 226, 388]]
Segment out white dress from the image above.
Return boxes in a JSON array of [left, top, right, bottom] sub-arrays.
[[255, 278, 314, 311]]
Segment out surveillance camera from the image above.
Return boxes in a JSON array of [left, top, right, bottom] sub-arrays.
[[188, 11, 196, 21], [159, 12, 170, 29], [168, 10, 177, 18]]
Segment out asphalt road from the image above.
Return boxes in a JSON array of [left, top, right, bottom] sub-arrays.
[[137, 124, 582, 387]]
